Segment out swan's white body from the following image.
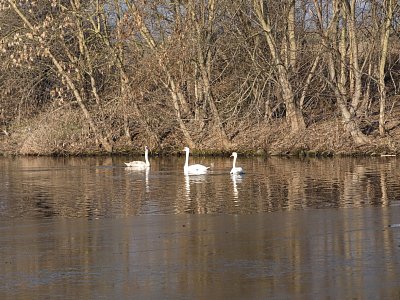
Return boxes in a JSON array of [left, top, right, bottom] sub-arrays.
[[183, 147, 209, 175], [230, 152, 244, 174], [125, 146, 150, 169]]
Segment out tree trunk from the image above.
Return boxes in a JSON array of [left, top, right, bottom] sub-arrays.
[[253, 0, 306, 132], [343, 0, 363, 113], [315, 0, 369, 145], [164, 74, 196, 148], [378, 0, 394, 136], [189, 0, 232, 149], [287, 0, 297, 70]]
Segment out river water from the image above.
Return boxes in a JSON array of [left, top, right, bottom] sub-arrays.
[[1, 155, 400, 299]]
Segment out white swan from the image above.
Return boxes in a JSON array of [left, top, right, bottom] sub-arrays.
[[183, 147, 210, 175], [230, 152, 245, 174], [124, 146, 150, 169]]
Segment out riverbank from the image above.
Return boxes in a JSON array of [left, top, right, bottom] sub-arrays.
[[1, 109, 399, 157]]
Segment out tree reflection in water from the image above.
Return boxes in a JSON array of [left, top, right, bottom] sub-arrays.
[[1, 156, 400, 218]]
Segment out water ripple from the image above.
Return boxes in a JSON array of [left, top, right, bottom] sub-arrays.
[[1, 156, 400, 219]]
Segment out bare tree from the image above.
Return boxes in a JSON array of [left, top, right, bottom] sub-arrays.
[[378, 0, 396, 136], [2, 0, 114, 151], [253, 0, 306, 133], [2, 0, 400, 154], [124, 1, 196, 148], [187, 0, 232, 148], [98, 0, 160, 147], [313, 0, 369, 145]]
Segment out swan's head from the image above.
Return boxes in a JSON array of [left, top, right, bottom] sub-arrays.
[[145, 146, 148, 150], [231, 152, 238, 158], [183, 147, 190, 152]]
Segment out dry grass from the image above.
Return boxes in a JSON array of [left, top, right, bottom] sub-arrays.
[[2, 105, 400, 156]]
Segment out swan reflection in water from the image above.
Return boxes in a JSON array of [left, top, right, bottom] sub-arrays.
[[184, 174, 207, 198], [125, 165, 150, 193], [231, 174, 244, 203], [183, 174, 209, 214]]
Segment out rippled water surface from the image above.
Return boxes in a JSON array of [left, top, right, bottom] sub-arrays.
[[2, 155, 400, 218], [1, 155, 400, 299]]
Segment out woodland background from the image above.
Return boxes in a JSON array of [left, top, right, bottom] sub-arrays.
[[1, 0, 400, 156]]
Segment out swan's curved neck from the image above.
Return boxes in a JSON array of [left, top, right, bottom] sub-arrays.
[[232, 155, 237, 169], [144, 149, 150, 166], [184, 150, 189, 168]]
